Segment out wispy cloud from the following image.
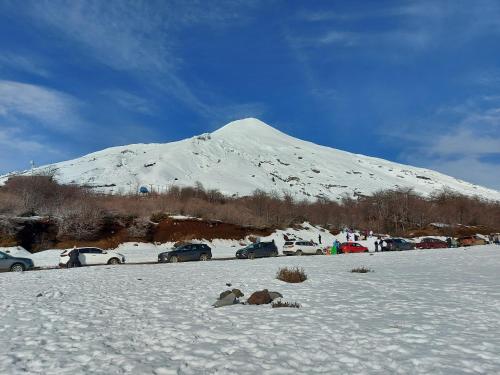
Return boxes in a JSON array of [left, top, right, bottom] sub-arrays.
[[101, 89, 155, 115], [0, 80, 81, 130], [0, 125, 66, 173], [390, 97, 500, 190], [294, 0, 500, 53], [0, 52, 50, 77], [0, 79, 85, 172], [14, 0, 265, 120]]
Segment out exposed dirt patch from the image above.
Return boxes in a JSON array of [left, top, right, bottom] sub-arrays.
[[153, 218, 273, 243], [0, 215, 273, 252]]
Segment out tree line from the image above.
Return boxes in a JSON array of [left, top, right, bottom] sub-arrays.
[[1, 175, 499, 243]]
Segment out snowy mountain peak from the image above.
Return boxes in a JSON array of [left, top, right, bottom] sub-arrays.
[[2, 118, 500, 201], [212, 118, 289, 140]]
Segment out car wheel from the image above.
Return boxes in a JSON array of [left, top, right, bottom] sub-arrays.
[[248, 252, 255, 260], [169, 256, 179, 263], [108, 258, 120, 265], [272, 251, 278, 257], [10, 263, 25, 272], [316, 249, 323, 255], [296, 250, 303, 256], [200, 254, 209, 261]]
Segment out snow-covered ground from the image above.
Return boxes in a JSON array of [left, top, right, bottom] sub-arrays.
[[1, 245, 500, 374]]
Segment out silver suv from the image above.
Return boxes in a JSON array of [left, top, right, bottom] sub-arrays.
[[283, 240, 323, 256]]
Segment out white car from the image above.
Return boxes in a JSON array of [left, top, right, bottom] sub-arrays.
[[283, 240, 323, 256], [59, 247, 126, 268]]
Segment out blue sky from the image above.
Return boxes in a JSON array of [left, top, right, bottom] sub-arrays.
[[1, 0, 500, 189]]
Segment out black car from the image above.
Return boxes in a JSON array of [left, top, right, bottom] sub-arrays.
[[158, 243, 212, 263], [236, 241, 278, 259], [0, 250, 35, 272], [382, 238, 415, 251]]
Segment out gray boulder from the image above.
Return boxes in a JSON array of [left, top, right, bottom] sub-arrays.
[[268, 291, 283, 301], [213, 289, 244, 308]]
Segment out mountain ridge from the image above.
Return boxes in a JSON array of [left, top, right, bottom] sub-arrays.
[[2, 118, 500, 201]]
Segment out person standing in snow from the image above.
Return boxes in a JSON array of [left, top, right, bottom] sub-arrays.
[[330, 241, 337, 255], [334, 239, 341, 254], [374, 240, 379, 252], [381, 239, 387, 251], [318, 234, 322, 244], [69, 247, 81, 267]]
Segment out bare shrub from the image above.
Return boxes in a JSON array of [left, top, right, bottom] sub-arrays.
[[127, 217, 152, 238], [351, 267, 373, 273], [276, 267, 307, 283], [1, 175, 500, 247], [57, 195, 104, 241], [272, 300, 301, 308]]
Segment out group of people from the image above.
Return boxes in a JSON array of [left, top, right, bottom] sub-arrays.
[[343, 228, 374, 242]]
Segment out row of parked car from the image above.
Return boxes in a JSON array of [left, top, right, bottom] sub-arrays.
[[0, 234, 493, 272], [379, 235, 489, 251], [156, 240, 324, 262]]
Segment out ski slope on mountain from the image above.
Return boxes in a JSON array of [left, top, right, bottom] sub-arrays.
[[2, 118, 500, 201]]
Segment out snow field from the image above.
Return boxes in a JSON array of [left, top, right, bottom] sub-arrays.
[[1, 246, 500, 374]]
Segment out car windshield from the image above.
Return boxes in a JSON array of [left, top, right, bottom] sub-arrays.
[[245, 244, 258, 250]]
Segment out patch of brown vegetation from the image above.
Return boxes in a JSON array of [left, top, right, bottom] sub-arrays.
[[276, 267, 308, 283], [351, 267, 373, 273], [272, 301, 300, 308], [1, 175, 500, 251]]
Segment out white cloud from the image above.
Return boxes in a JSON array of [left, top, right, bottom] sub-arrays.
[[425, 156, 500, 192], [295, 1, 500, 54], [101, 90, 155, 115], [0, 80, 80, 130], [392, 98, 500, 190], [0, 52, 50, 77], [14, 0, 264, 120], [0, 125, 65, 173], [0, 80, 84, 173]]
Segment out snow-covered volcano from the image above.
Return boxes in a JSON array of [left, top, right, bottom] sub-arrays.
[[2, 118, 500, 201]]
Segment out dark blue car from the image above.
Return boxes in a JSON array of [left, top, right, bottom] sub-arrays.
[[158, 243, 212, 263], [0, 251, 34, 272], [236, 241, 278, 259]]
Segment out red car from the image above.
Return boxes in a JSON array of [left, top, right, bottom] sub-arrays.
[[416, 237, 448, 249], [339, 242, 369, 254]]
